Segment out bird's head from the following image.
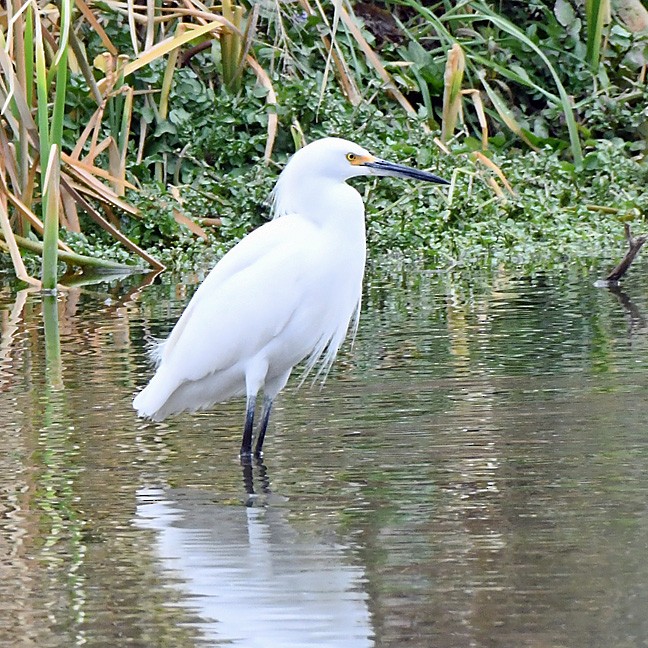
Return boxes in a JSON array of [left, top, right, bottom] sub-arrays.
[[271, 137, 449, 220], [282, 137, 450, 185]]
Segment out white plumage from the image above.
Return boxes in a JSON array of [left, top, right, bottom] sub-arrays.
[[133, 137, 448, 458]]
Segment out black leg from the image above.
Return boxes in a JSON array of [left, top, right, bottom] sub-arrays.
[[254, 395, 274, 458], [240, 395, 255, 460]]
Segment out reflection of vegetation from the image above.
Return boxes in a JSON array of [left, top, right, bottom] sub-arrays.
[[0, 277, 206, 645], [35, 389, 86, 636], [360, 260, 648, 379], [42, 296, 63, 389]]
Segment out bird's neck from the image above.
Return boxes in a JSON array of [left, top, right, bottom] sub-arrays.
[[272, 176, 365, 229]]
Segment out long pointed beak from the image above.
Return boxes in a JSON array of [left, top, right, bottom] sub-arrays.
[[363, 159, 450, 185]]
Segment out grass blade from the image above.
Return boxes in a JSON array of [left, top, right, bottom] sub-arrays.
[[96, 20, 226, 92], [448, 7, 583, 167], [442, 43, 465, 141], [478, 73, 539, 150], [585, 0, 610, 70]]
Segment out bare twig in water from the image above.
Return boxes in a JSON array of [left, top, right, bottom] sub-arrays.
[[604, 222, 647, 283]]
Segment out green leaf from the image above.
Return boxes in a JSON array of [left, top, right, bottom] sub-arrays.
[[153, 120, 177, 136], [169, 108, 191, 125], [554, 0, 576, 27]]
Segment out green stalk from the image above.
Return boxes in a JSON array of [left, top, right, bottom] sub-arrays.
[[40, 0, 72, 291], [112, 87, 133, 196], [34, 10, 50, 174], [118, 87, 133, 156], [221, 0, 234, 89], [41, 145, 61, 293], [221, 0, 244, 92], [54, 0, 72, 65], [411, 66, 436, 128], [50, 49, 68, 157], [585, 0, 607, 71], [13, 1, 33, 235], [158, 45, 179, 120], [24, 3, 35, 126], [35, 6, 55, 290]]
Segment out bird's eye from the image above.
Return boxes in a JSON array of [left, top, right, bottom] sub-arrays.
[[346, 152, 358, 163]]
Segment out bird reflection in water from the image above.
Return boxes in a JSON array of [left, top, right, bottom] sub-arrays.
[[241, 456, 271, 507], [134, 468, 373, 648]]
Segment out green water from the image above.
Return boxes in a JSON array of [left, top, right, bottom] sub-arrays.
[[1, 262, 647, 647]]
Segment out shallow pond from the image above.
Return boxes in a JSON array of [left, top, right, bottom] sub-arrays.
[[1, 260, 647, 648]]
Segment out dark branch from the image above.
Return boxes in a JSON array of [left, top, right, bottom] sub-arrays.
[[605, 222, 647, 283]]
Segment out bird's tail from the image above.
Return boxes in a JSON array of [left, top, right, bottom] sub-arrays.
[[133, 367, 175, 421]]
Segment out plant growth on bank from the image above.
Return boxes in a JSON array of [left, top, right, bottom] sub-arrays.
[[0, 0, 646, 285]]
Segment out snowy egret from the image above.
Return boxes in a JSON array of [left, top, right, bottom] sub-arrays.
[[133, 137, 449, 458]]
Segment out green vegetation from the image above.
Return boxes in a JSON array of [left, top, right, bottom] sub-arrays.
[[0, 0, 647, 284]]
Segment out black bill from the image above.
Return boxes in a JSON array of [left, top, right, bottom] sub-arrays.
[[364, 159, 450, 185]]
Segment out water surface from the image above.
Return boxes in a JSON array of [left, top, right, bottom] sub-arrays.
[[1, 261, 647, 647]]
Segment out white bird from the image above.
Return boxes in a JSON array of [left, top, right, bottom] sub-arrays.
[[133, 137, 449, 459]]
